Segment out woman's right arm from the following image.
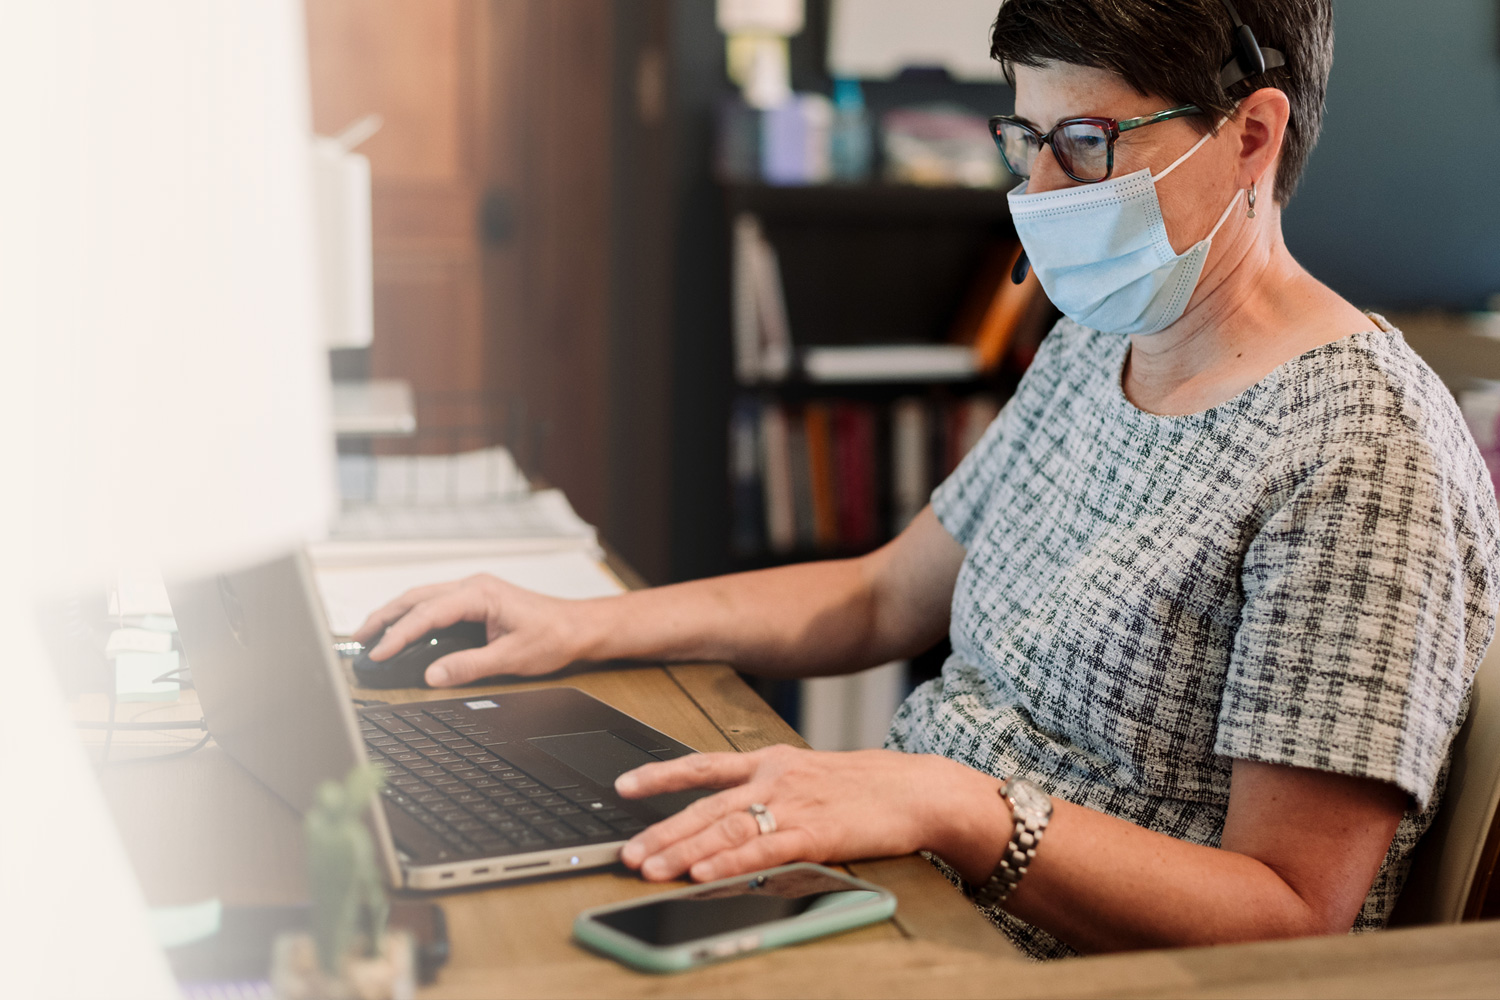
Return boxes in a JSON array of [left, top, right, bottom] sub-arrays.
[[353, 506, 965, 687]]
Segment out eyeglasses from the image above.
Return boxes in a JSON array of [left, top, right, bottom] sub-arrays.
[[988, 104, 1203, 184]]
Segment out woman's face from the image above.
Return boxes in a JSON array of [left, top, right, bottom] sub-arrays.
[[1012, 61, 1241, 254]]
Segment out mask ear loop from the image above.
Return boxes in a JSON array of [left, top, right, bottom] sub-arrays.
[[1205, 184, 1243, 243], [1154, 114, 1234, 181]]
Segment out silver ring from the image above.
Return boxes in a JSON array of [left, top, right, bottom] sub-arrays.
[[747, 802, 777, 835]]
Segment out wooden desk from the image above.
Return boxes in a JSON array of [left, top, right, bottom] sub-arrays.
[[94, 659, 1500, 998], [95, 660, 1016, 998]]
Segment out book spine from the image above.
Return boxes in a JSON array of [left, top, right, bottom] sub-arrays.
[[804, 402, 839, 550], [732, 214, 763, 383], [852, 404, 879, 549], [729, 398, 765, 556], [753, 223, 794, 380], [759, 403, 796, 553], [891, 397, 929, 535], [787, 409, 818, 550], [832, 403, 861, 550]]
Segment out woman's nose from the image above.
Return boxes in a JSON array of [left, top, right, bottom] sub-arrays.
[[1025, 143, 1076, 194]]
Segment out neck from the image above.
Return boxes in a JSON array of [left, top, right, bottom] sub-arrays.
[[1121, 202, 1330, 413]]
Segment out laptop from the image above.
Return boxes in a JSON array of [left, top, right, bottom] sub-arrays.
[[167, 551, 708, 890]]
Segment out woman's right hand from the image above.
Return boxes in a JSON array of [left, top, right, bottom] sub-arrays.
[[351, 574, 589, 686]]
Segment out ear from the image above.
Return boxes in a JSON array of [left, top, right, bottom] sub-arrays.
[[1232, 88, 1291, 198]]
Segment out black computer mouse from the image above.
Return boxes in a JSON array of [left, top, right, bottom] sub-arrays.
[[351, 620, 489, 688]]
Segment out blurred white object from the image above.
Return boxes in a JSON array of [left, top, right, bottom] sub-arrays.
[[828, 0, 1006, 82], [717, 0, 804, 35], [331, 378, 417, 436], [315, 551, 624, 637], [719, 0, 801, 110], [1, 0, 333, 995], [336, 445, 528, 506], [802, 344, 978, 382], [313, 114, 380, 349], [800, 661, 907, 751], [882, 104, 1005, 188]]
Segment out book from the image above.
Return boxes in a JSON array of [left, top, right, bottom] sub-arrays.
[[758, 403, 796, 553], [804, 402, 839, 549], [751, 222, 794, 380], [801, 343, 977, 383], [732, 213, 795, 383], [787, 410, 818, 550], [832, 403, 879, 550], [890, 397, 929, 535], [731, 214, 763, 383], [729, 398, 765, 556]]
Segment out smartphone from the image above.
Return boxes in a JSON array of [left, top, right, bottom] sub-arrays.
[[573, 862, 897, 973]]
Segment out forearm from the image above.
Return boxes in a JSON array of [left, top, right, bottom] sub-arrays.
[[572, 558, 885, 678], [923, 760, 1344, 953], [572, 506, 958, 678]]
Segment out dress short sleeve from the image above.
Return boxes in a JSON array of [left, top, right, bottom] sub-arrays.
[[1217, 436, 1497, 809]]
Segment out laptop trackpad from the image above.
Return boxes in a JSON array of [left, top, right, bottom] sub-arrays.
[[528, 730, 659, 790], [527, 730, 707, 819]]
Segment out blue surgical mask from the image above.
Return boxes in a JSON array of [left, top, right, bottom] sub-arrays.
[[1007, 128, 1241, 336]]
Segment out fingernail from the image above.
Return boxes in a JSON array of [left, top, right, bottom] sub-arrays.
[[621, 841, 642, 866], [427, 665, 448, 686], [643, 857, 666, 879], [615, 773, 637, 795]]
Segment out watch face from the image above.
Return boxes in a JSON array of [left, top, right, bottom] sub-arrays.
[[1007, 779, 1051, 817]]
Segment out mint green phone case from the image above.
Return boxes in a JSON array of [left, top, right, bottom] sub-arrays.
[[572, 862, 897, 973]]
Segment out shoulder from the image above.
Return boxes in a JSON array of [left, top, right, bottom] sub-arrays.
[[1266, 318, 1487, 488], [1253, 316, 1500, 609]]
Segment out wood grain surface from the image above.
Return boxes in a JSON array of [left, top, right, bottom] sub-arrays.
[[93, 661, 1500, 998]]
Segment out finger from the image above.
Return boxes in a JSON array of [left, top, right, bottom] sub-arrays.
[[367, 592, 490, 660], [352, 582, 460, 644], [615, 752, 758, 799], [619, 781, 762, 869], [686, 829, 816, 883], [635, 807, 764, 882], [424, 635, 521, 687]]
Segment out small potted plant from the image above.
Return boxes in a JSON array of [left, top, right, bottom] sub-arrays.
[[272, 763, 415, 1000]]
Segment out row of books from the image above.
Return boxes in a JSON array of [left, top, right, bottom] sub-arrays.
[[730, 394, 1002, 557], [732, 211, 1052, 385]]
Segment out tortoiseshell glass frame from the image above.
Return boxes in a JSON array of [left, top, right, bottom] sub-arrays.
[[988, 103, 1203, 183]]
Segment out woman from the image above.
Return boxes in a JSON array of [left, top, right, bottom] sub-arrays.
[[357, 0, 1500, 957]]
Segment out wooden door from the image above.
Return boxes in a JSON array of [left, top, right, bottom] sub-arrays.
[[304, 0, 617, 526], [306, 0, 493, 453]]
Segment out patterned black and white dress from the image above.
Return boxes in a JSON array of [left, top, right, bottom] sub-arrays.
[[887, 315, 1500, 959]]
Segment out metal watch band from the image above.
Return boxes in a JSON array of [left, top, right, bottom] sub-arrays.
[[967, 777, 1052, 909]]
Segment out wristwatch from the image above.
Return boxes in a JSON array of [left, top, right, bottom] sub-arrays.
[[966, 776, 1052, 908]]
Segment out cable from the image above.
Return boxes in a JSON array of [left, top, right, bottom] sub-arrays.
[[107, 731, 213, 765], [76, 719, 207, 730]]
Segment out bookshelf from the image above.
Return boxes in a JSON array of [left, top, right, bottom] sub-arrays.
[[719, 179, 1053, 737], [722, 179, 1046, 562]]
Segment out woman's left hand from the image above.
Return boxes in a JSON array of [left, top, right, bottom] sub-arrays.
[[614, 744, 983, 883]]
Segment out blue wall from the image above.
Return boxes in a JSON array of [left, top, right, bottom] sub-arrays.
[[1286, 0, 1500, 310]]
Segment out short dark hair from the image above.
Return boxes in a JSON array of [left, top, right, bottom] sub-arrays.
[[990, 0, 1334, 204]]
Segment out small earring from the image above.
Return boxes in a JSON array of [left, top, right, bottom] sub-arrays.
[[1247, 181, 1258, 219]]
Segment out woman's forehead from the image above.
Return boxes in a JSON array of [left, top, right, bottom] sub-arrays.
[[1011, 61, 1165, 127]]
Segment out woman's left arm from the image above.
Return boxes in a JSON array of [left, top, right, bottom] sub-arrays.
[[615, 748, 1407, 953]]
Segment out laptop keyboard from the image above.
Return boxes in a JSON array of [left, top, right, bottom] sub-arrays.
[[361, 705, 649, 859]]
